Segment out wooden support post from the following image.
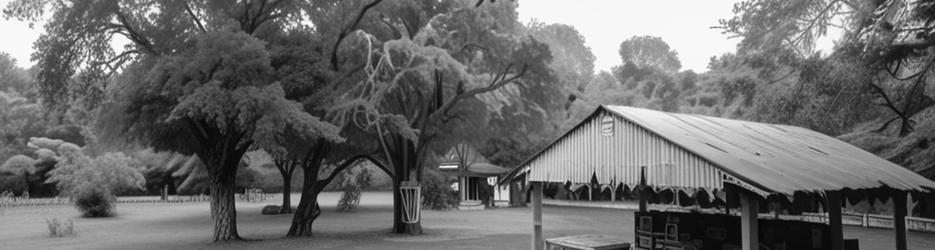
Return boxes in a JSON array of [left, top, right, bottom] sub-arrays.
[[739, 191, 759, 250], [725, 187, 731, 216], [639, 167, 647, 213], [611, 185, 616, 203], [460, 177, 466, 201], [674, 190, 680, 206], [894, 190, 908, 250], [531, 182, 543, 250], [772, 201, 780, 219], [588, 184, 593, 201], [161, 185, 168, 201], [828, 191, 843, 250]]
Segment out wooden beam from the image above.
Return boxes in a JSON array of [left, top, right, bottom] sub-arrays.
[[531, 182, 543, 250], [828, 191, 843, 250], [739, 191, 759, 250], [894, 190, 908, 250]]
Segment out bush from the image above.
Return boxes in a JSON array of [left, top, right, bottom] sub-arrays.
[[420, 168, 459, 210], [337, 167, 372, 212], [47, 150, 145, 196], [261, 204, 296, 215], [73, 185, 115, 217], [44, 148, 143, 216], [45, 218, 75, 237], [261, 205, 282, 215]]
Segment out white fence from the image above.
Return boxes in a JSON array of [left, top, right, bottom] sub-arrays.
[[792, 212, 935, 233], [0, 189, 274, 208]]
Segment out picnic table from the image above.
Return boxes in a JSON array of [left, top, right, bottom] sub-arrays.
[[545, 234, 631, 250]]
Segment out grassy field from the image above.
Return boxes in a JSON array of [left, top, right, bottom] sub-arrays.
[[1, 192, 934, 249]]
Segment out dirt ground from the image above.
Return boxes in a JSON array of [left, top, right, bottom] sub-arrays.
[[1, 192, 933, 249]]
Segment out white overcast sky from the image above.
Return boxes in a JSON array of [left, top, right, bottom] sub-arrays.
[[0, 0, 39, 69], [518, 0, 744, 73], [0, 0, 835, 73]]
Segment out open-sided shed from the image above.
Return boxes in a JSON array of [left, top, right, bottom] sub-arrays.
[[503, 105, 935, 250]]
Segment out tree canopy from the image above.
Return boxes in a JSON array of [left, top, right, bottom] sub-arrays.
[[618, 36, 682, 73]]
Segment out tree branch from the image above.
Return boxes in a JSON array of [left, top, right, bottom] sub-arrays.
[[114, 11, 157, 55], [868, 81, 906, 118], [184, 2, 207, 33], [184, 117, 211, 145], [314, 154, 393, 191], [790, 0, 842, 46], [379, 16, 403, 40], [330, 0, 385, 70], [431, 64, 528, 120]]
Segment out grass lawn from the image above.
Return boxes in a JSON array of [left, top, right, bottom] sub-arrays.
[[1, 192, 934, 249]]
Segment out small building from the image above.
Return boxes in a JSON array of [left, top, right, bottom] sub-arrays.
[[438, 143, 513, 209], [502, 105, 935, 250]]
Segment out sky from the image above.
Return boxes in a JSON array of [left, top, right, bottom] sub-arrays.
[[0, 0, 40, 69], [516, 0, 840, 73], [0, 0, 835, 73], [517, 0, 744, 73]]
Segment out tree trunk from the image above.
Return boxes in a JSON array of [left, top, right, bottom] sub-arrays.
[[391, 179, 422, 234], [288, 198, 320, 236], [200, 143, 246, 242], [287, 181, 321, 236], [280, 171, 293, 214], [209, 172, 240, 241], [22, 172, 30, 197], [288, 164, 322, 237]]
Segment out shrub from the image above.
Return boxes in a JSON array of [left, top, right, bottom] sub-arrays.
[[73, 185, 116, 217], [1, 155, 36, 196], [420, 168, 459, 210], [48, 151, 145, 196], [337, 167, 372, 212], [261, 205, 282, 215], [46, 218, 75, 237], [337, 186, 362, 211], [44, 149, 144, 216]]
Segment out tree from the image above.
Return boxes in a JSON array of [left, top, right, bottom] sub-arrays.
[[618, 36, 682, 73], [0, 91, 46, 161], [6, 0, 340, 240], [0, 52, 32, 96], [0, 154, 36, 196], [268, 158, 297, 213], [257, 21, 393, 236], [526, 22, 595, 109], [334, 0, 552, 234], [719, 0, 935, 136], [115, 29, 341, 241]]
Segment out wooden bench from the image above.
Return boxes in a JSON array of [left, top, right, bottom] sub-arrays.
[[545, 234, 631, 250]]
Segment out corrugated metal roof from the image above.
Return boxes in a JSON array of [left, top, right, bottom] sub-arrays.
[[505, 105, 935, 196], [441, 162, 511, 177], [521, 108, 732, 192]]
